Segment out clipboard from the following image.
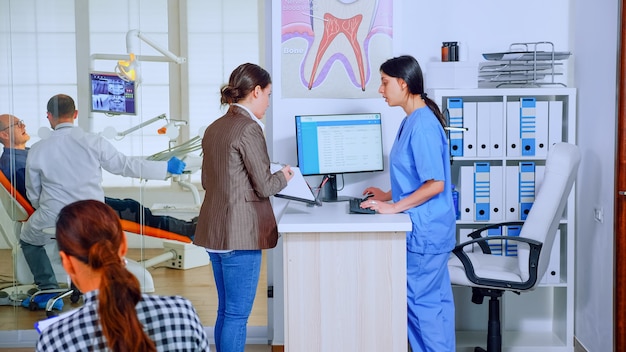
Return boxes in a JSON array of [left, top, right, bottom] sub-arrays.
[[35, 308, 80, 333], [270, 163, 317, 205]]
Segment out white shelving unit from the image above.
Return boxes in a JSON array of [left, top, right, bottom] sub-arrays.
[[429, 88, 576, 351]]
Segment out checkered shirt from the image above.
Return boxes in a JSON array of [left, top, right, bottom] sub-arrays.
[[36, 290, 211, 351]]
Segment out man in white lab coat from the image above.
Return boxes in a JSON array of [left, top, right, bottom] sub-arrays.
[[20, 94, 186, 310]]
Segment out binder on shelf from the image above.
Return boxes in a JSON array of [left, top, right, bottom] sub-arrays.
[[447, 98, 464, 156], [459, 166, 475, 221], [489, 102, 504, 157], [535, 101, 549, 157], [475, 101, 504, 157], [520, 97, 536, 156], [505, 165, 520, 220], [535, 165, 546, 194], [519, 161, 536, 220], [505, 225, 521, 257], [544, 229, 561, 284], [463, 101, 477, 157], [474, 162, 490, 221], [487, 226, 503, 256], [548, 100, 564, 149], [506, 100, 521, 156], [476, 102, 491, 157], [490, 165, 503, 221]]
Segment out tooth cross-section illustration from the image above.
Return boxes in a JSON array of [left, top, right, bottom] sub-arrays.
[[307, 13, 366, 91]]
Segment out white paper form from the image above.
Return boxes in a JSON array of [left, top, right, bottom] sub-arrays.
[[270, 163, 316, 203]]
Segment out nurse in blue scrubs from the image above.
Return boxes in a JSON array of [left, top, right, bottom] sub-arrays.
[[361, 55, 456, 352]]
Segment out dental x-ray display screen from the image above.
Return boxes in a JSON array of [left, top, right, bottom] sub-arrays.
[[295, 113, 384, 176], [90, 72, 137, 115]]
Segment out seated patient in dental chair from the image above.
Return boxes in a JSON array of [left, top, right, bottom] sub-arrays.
[[0, 111, 195, 310], [0, 113, 198, 238]]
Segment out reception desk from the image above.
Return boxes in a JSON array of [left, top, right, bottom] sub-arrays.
[[277, 201, 412, 352]]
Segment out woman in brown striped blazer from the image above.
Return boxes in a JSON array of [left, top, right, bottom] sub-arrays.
[[194, 63, 293, 352]]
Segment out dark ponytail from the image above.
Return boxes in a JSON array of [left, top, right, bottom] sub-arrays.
[[56, 200, 156, 352], [380, 55, 446, 128]]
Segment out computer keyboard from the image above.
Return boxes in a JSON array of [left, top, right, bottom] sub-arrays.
[[349, 197, 376, 214]]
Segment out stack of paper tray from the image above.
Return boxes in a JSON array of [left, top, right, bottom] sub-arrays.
[[479, 42, 571, 87]]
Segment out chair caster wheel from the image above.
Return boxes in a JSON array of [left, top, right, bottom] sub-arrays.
[[46, 310, 57, 318], [28, 301, 38, 311]]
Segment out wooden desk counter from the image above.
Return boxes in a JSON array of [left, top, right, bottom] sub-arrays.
[[278, 201, 411, 352]]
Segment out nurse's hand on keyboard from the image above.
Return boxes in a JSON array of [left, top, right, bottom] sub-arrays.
[[349, 195, 376, 215]]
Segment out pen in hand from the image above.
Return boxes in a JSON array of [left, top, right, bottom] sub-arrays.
[[281, 165, 294, 181], [271, 161, 294, 181]]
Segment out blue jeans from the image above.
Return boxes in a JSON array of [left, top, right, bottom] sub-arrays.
[[20, 240, 59, 290], [209, 250, 261, 352]]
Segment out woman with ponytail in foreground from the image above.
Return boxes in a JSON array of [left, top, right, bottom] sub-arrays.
[[36, 199, 210, 351]]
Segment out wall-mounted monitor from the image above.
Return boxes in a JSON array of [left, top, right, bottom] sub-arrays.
[[89, 72, 137, 115], [295, 112, 384, 201]]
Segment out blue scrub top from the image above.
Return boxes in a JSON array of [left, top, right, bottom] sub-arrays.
[[390, 106, 456, 254]]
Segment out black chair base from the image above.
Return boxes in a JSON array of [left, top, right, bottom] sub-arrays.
[[472, 287, 504, 352]]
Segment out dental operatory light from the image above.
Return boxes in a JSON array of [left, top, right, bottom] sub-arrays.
[[115, 53, 140, 82], [158, 120, 187, 141], [114, 29, 186, 83]]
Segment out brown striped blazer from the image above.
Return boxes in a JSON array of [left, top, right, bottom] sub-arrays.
[[193, 105, 287, 250]]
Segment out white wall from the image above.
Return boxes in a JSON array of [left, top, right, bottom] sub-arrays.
[[572, 1, 619, 351]]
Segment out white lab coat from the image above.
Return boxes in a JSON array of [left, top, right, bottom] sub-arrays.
[[22, 123, 167, 246]]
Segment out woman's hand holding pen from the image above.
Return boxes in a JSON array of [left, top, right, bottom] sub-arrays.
[[281, 165, 294, 181]]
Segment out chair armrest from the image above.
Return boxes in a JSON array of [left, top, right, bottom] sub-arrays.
[[462, 221, 525, 254], [452, 234, 543, 291]]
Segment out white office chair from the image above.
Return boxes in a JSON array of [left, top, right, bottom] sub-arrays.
[[448, 142, 580, 352]]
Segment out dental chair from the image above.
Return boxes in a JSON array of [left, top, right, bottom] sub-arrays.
[[0, 171, 165, 316], [0, 171, 75, 316], [120, 219, 209, 272], [447, 142, 580, 352]]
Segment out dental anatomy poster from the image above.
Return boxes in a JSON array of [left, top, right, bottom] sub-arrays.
[[281, 0, 393, 98]]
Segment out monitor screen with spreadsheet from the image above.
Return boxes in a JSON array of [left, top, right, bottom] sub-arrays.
[[295, 112, 384, 176]]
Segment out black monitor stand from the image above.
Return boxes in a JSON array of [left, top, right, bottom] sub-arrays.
[[320, 174, 352, 202]]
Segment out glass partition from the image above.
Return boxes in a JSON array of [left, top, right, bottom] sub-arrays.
[[0, 0, 265, 345]]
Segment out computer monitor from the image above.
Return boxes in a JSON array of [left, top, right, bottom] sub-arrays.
[[89, 72, 137, 115], [295, 112, 384, 202]]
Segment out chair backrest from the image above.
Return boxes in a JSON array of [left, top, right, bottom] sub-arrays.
[[0, 170, 33, 252], [0, 170, 69, 284], [517, 142, 580, 282], [0, 170, 33, 222]]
